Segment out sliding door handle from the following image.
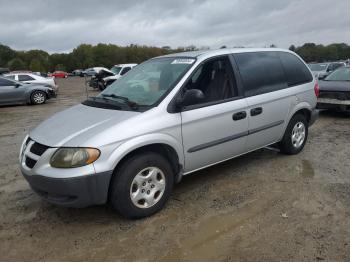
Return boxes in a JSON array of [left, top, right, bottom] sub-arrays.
[[250, 107, 263, 116]]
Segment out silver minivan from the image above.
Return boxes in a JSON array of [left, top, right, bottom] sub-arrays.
[[19, 48, 319, 218]]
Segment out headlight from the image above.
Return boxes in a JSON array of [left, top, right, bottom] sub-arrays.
[[50, 148, 100, 168]]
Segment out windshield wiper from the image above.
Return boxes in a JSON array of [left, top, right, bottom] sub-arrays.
[[101, 94, 140, 110]]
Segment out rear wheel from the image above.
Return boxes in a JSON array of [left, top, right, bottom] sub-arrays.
[[31, 91, 46, 105], [279, 114, 308, 155], [109, 152, 174, 219]]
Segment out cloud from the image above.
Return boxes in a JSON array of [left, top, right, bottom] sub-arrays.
[[0, 0, 349, 52]]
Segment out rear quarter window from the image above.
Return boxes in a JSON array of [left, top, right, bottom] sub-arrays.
[[234, 52, 287, 97], [18, 74, 35, 81], [278, 52, 313, 86]]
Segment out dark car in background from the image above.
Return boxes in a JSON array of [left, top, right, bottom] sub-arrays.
[[72, 69, 84, 76], [0, 76, 56, 106], [308, 62, 346, 79], [317, 66, 350, 112], [0, 68, 10, 75]]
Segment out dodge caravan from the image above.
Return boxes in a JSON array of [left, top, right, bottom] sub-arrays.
[[19, 48, 318, 218]]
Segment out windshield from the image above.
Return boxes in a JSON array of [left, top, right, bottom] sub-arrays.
[[325, 67, 350, 81], [110, 66, 122, 74], [308, 63, 328, 71], [98, 57, 195, 108]]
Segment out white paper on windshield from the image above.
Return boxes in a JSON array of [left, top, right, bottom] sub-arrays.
[[171, 59, 195, 65]]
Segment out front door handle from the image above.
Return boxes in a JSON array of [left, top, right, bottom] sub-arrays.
[[232, 111, 247, 121], [250, 107, 263, 116]]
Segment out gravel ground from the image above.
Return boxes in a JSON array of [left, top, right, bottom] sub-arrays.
[[0, 77, 349, 262]]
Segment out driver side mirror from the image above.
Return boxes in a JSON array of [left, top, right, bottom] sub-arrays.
[[14, 83, 21, 88], [177, 89, 205, 108]]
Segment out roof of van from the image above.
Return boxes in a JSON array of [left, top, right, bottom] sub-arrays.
[[158, 48, 293, 59]]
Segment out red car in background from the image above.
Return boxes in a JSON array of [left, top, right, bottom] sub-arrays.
[[49, 71, 68, 78]]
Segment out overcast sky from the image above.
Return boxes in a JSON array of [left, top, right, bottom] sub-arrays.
[[0, 0, 349, 53]]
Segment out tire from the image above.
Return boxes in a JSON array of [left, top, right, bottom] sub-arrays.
[[98, 82, 105, 91], [30, 91, 47, 105], [109, 152, 174, 219], [279, 114, 308, 155]]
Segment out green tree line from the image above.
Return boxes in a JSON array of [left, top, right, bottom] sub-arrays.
[[1, 42, 349, 72], [289, 43, 350, 63], [0, 43, 193, 72]]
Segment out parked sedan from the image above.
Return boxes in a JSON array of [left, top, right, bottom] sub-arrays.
[[4, 73, 58, 91], [0, 76, 56, 106], [308, 62, 345, 79], [49, 71, 68, 78], [317, 66, 350, 112]]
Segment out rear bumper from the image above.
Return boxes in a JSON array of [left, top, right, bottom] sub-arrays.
[[22, 171, 113, 208], [309, 109, 319, 126]]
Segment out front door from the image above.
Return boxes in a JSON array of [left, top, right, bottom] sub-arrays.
[[0, 78, 25, 104], [180, 56, 249, 173]]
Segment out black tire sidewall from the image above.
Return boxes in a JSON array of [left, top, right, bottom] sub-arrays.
[[31, 91, 46, 105], [280, 114, 308, 155], [110, 152, 174, 219]]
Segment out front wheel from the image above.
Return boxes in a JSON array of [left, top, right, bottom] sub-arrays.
[[109, 152, 174, 219], [31, 91, 47, 105], [279, 114, 308, 155]]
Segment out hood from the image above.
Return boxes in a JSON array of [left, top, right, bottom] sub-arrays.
[[103, 75, 120, 81], [319, 80, 350, 92], [30, 104, 140, 147]]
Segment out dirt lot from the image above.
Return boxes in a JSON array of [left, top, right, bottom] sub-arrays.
[[0, 77, 349, 261]]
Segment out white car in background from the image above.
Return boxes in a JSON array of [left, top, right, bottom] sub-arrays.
[[4, 73, 58, 91], [103, 64, 137, 86]]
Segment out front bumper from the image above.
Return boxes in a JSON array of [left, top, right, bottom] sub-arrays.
[[317, 98, 350, 112], [47, 89, 57, 98], [22, 170, 113, 208]]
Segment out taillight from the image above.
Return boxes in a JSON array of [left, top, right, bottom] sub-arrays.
[[314, 82, 320, 97]]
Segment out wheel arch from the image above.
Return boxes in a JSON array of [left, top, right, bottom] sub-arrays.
[[279, 102, 312, 141], [103, 133, 184, 184], [288, 102, 312, 125], [29, 89, 48, 103], [105, 140, 183, 203]]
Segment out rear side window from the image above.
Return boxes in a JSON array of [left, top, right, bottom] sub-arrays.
[[278, 52, 313, 86], [234, 52, 287, 96], [18, 74, 35, 81]]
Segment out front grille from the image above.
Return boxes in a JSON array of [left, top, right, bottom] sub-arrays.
[[319, 91, 350, 100], [25, 136, 31, 146], [25, 157, 36, 169], [30, 142, 49, 156], [23, 138, 50, 169]]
